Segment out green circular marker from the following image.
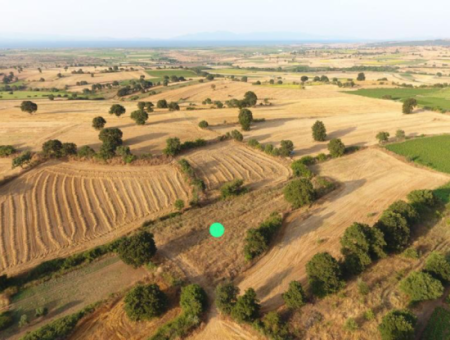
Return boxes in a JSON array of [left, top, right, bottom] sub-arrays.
[[210, 222, 225, 238]]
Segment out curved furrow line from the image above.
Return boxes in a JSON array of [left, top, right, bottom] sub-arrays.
[[203, 155, 232, 185], [144, 179, 161, 212], [81, 178, 99, 235], [187, 158, 212, 188], [212, 155, 245, 181], [108, 179, 128, 222], [237, 148, 268, 173], [52, 174, 70, 245], [126, 179, 143, 217], [19, 194, 30, 264], [226, 154, 257, 181], [100, 180, 118, 224], [197, 153, 225, 186], [71, 177, 89, 241], [8, 196, 18, 266], [61, 175, 77, 240], [234, 151, 268, 177], [31, 171, 47, 252], [153, 177, 171, 208], [173, 171, 190, 200], [41, 173, 60, 249], [90, 179, 113, 233], [135, 180, 152, 215], [0, 203, 8, 270], [161, 173, 179, 202], [118, 179, 136, 220]]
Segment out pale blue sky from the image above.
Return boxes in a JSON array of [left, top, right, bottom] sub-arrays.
[[1, 0, 449, 40]]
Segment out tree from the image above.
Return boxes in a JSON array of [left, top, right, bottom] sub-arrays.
[[400, 271, 444, 302], [92, 116, 106, 130], [407, 190, 437, 211], [163, 137, 181, 156], [231, 130, 243, 141], [157, 99, 168, 108], [357, 72, 366, 81], [124, 284, 168, 321], [109, 104, 126, 117], [168, 102, 180, 111], [20, 101, 38, 114], [384, 200, 418, 225], [376, 131, 390, 144], [328, 138, 345, 158], [117, 230, 157, 268], [402, 98, 417, 114], [378, 309, 416, 340], [241, 76, 248, 82], [291, 160, 313, 178], [198, 120, 209, 128], [282, 281, 306, 309], [231, 288, 260, 323], [279, 140, 294, 157], [42, 139, 63, 158], [216, 282, 239, 315], [424, 252, 450, 283], [306, 252, 344, 297], [374, 212, 410, 253], [0, 145, 16, 157], [137, 102, 146, 111], [61, 143, 77, 156], [180, 284, 208, 316], [238, 108, 253, 131], [312, 121, 327, 141], [243, 91, 258, 106], [130, 110, 149, 125], [12, 151, 32, 169], [260, 312, 290, 339], [283, 178, 315, 209], [221, 179, 246, 199], [301, 76, 309, 83], [77, 145, 96, 159]]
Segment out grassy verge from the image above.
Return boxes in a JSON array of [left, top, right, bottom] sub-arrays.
[[421, 307, 450, 340]]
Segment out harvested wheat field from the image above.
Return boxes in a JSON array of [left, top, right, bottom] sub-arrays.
[[182, 141, 291, 191], [0, 160, 190, 275]]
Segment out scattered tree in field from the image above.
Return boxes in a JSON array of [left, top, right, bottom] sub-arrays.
[[244, 213, 283, 260], [130, 110, 149, 125], [283, 178, 315, 208], [279, 140, 294, 157], [231, 288, 260, 323], [312, 120, 327, 141], [168, 102, 180, 111], [376, 131, 390, 144], [109, 104, 126, 117], [117, 230, 157, 268], [92, 116, 106, 130], [291, 160, 313, 178], [20, 101, 38, 114], [180, 284, 208, 316], [241, 76, 248, 82], [424, 252, 450, 283], [400, 271, 443, 302], [124, 284, 168, 321], [98, 128, 123, 158], [157, 99, 168, 108], [216, 282, 239, 315], [206, 74, 214, 81], [402, 98, 417, 114], [230, 130, 243, 141], [221, 179, 246, 199], [239, 108, 253, 131], [396, 129, 405, 139], [12, 151, 32, 169], [378, 309, 416, 340], [198, 120, 209, 128], [357, 72, 366, 81], [0, 145, 16, 157], [301, 76, 309, 83], [374, 211, 409, 253], [282, 281, 306, 309], [306, 252, 344, 297], [48, 94, 54, 101], [42, 139, 63, 158], [328, 138, 345, 158], [163, 137, 181, 156], [243, 91, 258, 106], [384, 200, 418, 225], [174, 199, 185, 211]]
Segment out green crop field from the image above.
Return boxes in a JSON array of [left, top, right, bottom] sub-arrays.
[[348, 88, 450, 111], [146, 69, 198, 78], [386, 135, 450, 173], [422, 307, 450, 340], [0, 91, 66, 100]]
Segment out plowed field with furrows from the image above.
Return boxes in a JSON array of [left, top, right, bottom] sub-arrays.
[[0, 161, 190, 274]]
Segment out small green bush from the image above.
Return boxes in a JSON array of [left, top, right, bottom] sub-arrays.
[[291, 160, 313, 178], [283, 179, 315, 209], [344, 318, 358, 332], [230, 130, 243, 141], [0, 145, 16, 157], [378, 309, 416, 340], [312, 121, 327, 141], [0, 311, 13, 331], [35, 307, 48, 317], [231, 288, 260, 323], [282, 281, 306, 309], [117, 231, 157, 268], [328, 139, 346, 158], [124, 284, 168, 321], [77, 145, 96, 159], [198, 120, 209, 128], [175, 199, 185, 211], [220, 179, 247, 199], [306, 252, 344, 297], [180, 284, 208, 316], [424, 251, 450, 283], [399, 271, 444, 302]]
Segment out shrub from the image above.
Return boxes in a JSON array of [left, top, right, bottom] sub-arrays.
[[306, 252, 344, 297], [117, 231, 157, 268], [231, 130, 243, 141], [175, 199, 185, 211], [364, 309, 375, 321], [282, 281, 306, 309], [378, 309, 416, 340], [220, 179, 246, 199], [35, 307, 48, 317], [19, 314, 29, 327], [396, 130, 405, 139], [92, 116, 106, 130], [407, 190, 437, 210], [42, 139, 63, 158], [244, 213, 283, 260], [376, 131, 390, 144], [402, 247, 420, 259], [124, 284, 168, 321], [424, 251, 450, 283], [247, 139, 261, 148], [0, 145, 16, 157], [312, 121, 327, 141], [328, 139, 345, 158], [291, 160, 313, 178], [402, 98, 417, 114], [180, 284, 208, 316], [77, 145, 96, 159], [345, 318, 358, 332], [198, 120, 209, 128], [130, 110, 149, 125], [239, 108, 253, 131], [283, 179, 315, 209], [215, 282, 239, 315], [384, 200, 418, 225], [157, 99, 168, 108], [163, 137, 181, 156], [316, 153, 328, 162], [299, 155, 316, 165], [357, 278, 370, 296], [259, 311, 290, 339], [231, 288, 260, 323], [374, 212, 410, 253], [61, 142, 77, 156], [12, 151, 32, 168], [399, 271, 444, 302], [168, 102, 180, 111], [0, 312, 13, 331], [109, 104, 126, 117], [264, 144, 274, 155], [279, 140, 294, 157]]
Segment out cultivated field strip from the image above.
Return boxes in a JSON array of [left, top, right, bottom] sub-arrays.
[[0, 162, 190, 273], [184, 142, 291, 190]]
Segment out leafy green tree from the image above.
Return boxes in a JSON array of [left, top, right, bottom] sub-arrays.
[[221, 179, 246, 199], [42, 139, 63, 158], [61, 143, 77, 156], [241, 76, 248, 82], [328, 139, 345, 158], [216, 282, 239, 315], [243, 91, 258, 106], [384, 201, 418, 225], [357, 72, 366, 81], [301, 76, 309, 83], [424, 252, 450, 283], [283, 179, 315, 208], [77, 145, 96, 159], [0, 145, 16, 157], [124, 284, 168, 321], [168, 102, 180, 111], [12, 151, 32, 169], [99, 128, 123, 150], [20, 101, 38, 114], [137, 102, 146, 111], [279, 140, 294, 157], [374, 211, 410, 253], [230, 130, 243, 141], [402, 98, 417, 114], [378, 309, 416, 340], [109, 104, 126, 117], [407, 190, 437, 211], [312, 121, 327, 141], [157, 99, 168, 108], [306, 252, 344, 297], [291, 160, 313, 178], [130, 110, 149, 125], [92, 116, 106, 130], [198, 120, 209, 128], [400, 271, 444, 302], [117, 231, 157, 268], [238, 108, 253, 131], [231, 288, 260, 323], [163, 137, 181, 156], [180, 284, 208, 316], [282, 281, 306, 309], [376, 131, 390, 144]]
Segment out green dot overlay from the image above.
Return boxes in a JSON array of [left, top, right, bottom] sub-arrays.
[[210, 223, 225, 238]]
